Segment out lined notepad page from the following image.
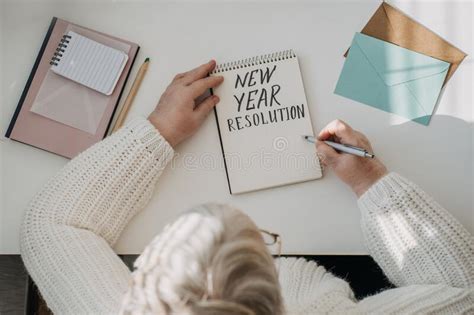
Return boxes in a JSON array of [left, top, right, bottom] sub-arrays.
[[51, 31, 128, 95]]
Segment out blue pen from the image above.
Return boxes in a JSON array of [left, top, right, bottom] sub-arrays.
[[303, 135, 375, 159]]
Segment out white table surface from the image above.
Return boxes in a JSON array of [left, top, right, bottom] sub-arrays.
[[1, 0, 472, 255]]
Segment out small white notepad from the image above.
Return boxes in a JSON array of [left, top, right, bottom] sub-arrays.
[[50, 31, 128, 95]]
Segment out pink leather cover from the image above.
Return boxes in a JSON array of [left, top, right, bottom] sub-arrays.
[[8, 18, 139, 159]]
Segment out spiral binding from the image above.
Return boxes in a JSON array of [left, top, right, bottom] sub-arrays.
[[211, 50, 296, 74], [49, 34, 72, 66]]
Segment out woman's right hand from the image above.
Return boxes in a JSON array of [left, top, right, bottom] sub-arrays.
[[316, 120, 388, 197]]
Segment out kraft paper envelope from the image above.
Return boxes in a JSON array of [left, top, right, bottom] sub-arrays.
[[335, 33, 449, 125], [345, 2, 467, 85]]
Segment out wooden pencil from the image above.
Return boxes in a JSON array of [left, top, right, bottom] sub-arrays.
[[112, 57, 150, 133]]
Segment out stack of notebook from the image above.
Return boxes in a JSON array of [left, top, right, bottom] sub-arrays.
[[5, 17, 140, 158]]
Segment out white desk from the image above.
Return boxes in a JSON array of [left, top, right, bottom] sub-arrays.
[[1, 0, 472, 254]]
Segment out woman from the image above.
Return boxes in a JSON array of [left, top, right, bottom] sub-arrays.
[[21, 61, 473, 314]]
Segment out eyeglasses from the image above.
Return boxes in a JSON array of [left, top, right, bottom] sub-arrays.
[[259, 229, 282, 272]]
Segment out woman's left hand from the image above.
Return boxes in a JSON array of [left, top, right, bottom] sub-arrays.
[[148, 60, 224, 148]]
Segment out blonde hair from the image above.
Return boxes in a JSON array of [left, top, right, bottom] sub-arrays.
[[121, 203, 283, 315]]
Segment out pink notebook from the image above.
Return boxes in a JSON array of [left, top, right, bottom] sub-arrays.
[[5, 17, 140, 159]]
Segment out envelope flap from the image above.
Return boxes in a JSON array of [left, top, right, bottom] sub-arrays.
[[357, 2, 467, 84], [354, 33, 450, 86], [381, 2, 467, 63]]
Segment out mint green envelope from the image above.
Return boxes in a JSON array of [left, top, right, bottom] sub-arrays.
[[335, 33, 450, 125]]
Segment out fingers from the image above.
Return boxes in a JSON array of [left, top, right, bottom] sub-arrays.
[[316, 140, 339, 167], [180, 60, 217, 85], [195, 95, 220, 120], [318, 119, 353, 142], [319, 119, 374, 152], [189, 76, 224, 98]]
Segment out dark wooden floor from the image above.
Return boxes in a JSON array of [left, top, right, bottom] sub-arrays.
[[0, 255, 28, 314], [1, 254, 392, 314]]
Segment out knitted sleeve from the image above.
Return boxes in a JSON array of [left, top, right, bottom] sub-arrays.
[[20, 116, 174, 314], [358, 172, 474, 288]]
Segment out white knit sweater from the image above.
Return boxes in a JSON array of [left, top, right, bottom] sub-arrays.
[[20, 117, 474, 314]]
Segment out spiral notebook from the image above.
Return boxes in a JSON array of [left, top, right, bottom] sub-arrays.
[[50, 31, 128, 96], [5, 17, 139, 159], [210, 50, 322, 194]]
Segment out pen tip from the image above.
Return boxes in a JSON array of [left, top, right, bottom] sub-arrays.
[[145, 57, 150, 63], [302, 135, 308, 140]]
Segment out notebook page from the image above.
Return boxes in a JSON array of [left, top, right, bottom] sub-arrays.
[[211, 51, 322, 194], [51, 31, 128, 95]]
